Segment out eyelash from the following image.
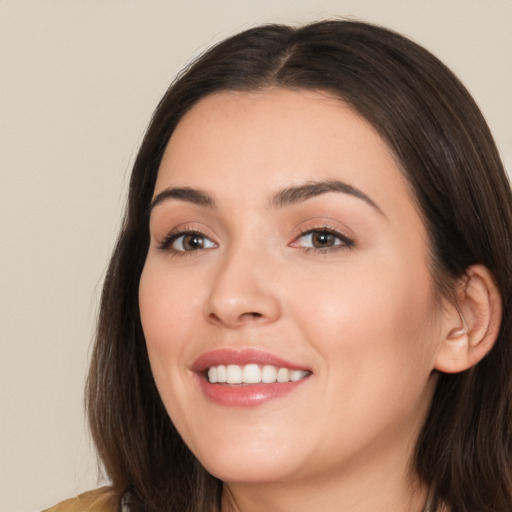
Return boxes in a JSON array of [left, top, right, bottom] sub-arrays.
[[157, 229, 215, 256], [157, 226, 355, 256], [293, 226, 355, 253]]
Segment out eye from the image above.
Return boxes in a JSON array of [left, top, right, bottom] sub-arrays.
[[293, 229, 354, 251], [160, 231, 216, 253]]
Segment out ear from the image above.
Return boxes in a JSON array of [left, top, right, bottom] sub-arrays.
[[434, 264, 502, 374]]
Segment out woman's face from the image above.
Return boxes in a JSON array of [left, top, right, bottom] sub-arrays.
[[139, 89, 443, 486]]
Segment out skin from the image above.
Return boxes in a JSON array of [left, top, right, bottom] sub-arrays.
[[139, 89, 450, 511]]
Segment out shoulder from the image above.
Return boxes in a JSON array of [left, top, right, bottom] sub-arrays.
[[42, 487, 118, 512]]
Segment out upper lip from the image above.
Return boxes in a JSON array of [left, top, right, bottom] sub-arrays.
[[191, 348, 311, 373]]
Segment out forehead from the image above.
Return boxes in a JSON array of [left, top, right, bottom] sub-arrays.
[[155, 88, 417, 224]]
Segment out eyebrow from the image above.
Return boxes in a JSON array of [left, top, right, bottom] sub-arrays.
[[269, 179, 384, 215], [150, 186, 216, 211], [149, 179, 383, 216]]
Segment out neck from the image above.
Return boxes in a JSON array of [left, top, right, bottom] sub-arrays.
[[223, 481, 429, 512], [221, 438, 429, 512], [222, 477, 429, 512]]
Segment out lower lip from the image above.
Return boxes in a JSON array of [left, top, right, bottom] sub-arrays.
[[197, 376, 309, 407]]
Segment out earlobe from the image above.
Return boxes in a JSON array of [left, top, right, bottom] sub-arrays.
[[434, 265, 502, 374]]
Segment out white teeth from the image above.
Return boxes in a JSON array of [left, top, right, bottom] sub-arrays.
[[242, 364, 261, 384], [261, 365, 277, 383], [226, 364, 242, 384], [290, 370, 305, 382], [207, 367, 217, 383], [277, 368, 290, 382], [206, 364, 309, 384], [217, 365, 227, 383]]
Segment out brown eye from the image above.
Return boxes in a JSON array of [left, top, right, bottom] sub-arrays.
[[294, 229, 354, 251], [170, 233, 215, 252], [311, 232, 338, 248]]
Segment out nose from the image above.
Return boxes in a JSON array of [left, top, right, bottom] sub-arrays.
[[204, 249, 282, 328]]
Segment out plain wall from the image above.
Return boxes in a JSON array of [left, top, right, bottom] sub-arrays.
[[1, 1, 510, 511]]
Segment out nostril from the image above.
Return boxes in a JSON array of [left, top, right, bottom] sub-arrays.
[[244, 312, 263, 319], [207, 311, 263, 326]]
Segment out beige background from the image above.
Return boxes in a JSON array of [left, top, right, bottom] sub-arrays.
[[1, 1, 510, 511]]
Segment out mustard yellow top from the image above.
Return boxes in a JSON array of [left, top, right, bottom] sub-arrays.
[[42, 488, 118, 512]]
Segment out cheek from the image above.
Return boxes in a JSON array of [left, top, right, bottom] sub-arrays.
[[296, 260, 439, 446], [289, 253, 439, 378], [138, 259, 203, 377], [138, 259, 210, 440]]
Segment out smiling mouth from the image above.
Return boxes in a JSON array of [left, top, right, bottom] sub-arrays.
[[207, 364, 311, 385]]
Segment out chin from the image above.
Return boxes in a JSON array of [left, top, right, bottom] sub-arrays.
[[191, 436, 305, 484], [202, 458, 299, 484]]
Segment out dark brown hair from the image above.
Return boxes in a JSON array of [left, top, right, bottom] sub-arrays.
[[87, 20, 512, 512]]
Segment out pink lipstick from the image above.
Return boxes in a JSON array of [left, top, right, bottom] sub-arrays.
[[192, 349, 312, 407]]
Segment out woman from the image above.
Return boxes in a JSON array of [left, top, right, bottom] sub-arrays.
[[46, 20, 512, 512]]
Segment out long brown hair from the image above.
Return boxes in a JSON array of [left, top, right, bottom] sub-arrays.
[[87, 20, 512, 511]]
